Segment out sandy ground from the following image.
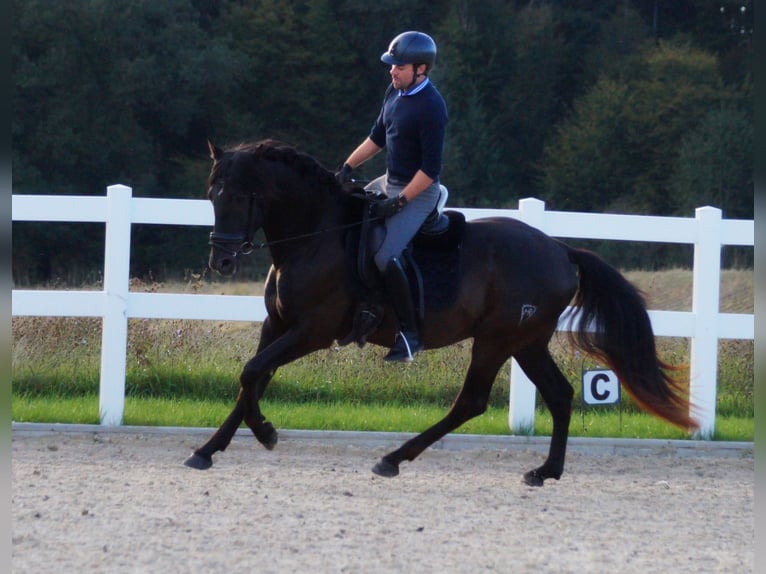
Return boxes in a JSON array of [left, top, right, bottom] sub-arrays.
[[12, 429, 753, 574]]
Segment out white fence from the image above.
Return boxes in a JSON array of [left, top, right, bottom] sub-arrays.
[[12, 185, 754, 436]]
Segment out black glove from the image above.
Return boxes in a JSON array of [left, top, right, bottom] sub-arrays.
[[370, 193, 408, 219], [335, 163, 353, 184]]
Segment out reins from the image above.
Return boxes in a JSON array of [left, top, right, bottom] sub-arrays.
[[209, 188, 381, 258], [208, 147, 379, 259], [210, 219, 370, 255]]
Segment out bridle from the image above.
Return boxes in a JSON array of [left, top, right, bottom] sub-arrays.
[[208, 190, 260, 259]]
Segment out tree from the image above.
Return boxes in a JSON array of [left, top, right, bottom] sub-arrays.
[[496, 3, 567, 199], [12, 0, 753, 282], [670, 107, 753, 218], [541, 39, 736, 215], [539, 78, 634, 212], [13, 0, 251, 196], [441, 85, 502, 206], [435, 0, 523, 205], [12, 0, 245, 283]]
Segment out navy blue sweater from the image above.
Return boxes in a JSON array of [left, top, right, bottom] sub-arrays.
[[369, 81, 448, 184]]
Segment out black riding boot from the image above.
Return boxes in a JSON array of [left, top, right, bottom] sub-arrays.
[[383, 257, 423, 362]]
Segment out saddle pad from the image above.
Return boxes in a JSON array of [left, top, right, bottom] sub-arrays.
[[409, 211, 466, 311]]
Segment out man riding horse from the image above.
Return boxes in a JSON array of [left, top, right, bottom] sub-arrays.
[[336, 31, 448, 363]]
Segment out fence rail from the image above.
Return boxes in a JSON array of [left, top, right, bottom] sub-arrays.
[[12, 185, 754, 436]]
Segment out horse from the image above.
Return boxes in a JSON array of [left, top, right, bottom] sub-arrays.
[[183, 139, 698, 486]]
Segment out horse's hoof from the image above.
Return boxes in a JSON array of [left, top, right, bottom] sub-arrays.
[[523, 469, 544, 487], [372, 459, 399, 478], [184, 452, 213, 470], [262, 431, 278, 450], [256, 425, 278, 451]]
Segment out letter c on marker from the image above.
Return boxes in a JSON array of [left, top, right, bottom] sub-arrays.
[[591, 373, 611, 401]]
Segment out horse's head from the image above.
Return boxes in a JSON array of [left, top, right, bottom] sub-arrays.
[[205, 138, 345, 275], [206, 140, 267, 275]]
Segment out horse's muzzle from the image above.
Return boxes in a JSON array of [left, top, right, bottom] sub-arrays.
[[209, 249, 238, 276], [208, 232, 252, 276]]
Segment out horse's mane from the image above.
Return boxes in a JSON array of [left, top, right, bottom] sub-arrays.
[[229, 139, 343, 197]]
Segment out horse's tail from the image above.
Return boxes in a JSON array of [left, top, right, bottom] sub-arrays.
[[565, 247, 699, 430]]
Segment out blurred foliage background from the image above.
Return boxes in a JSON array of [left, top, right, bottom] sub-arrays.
[[12, 0, 753, 283]]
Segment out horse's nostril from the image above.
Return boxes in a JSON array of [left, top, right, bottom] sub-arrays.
[[209, 254, 237, 276], [219, 258, 237, 276]]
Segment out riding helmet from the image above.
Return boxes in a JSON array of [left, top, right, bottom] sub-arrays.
[[380, 31, 437, 68]]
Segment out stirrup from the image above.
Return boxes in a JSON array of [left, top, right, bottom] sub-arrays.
[[384, 330, 423, 362]]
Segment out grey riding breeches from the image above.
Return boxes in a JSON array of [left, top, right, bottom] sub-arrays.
[[365, 173, 441, 272]]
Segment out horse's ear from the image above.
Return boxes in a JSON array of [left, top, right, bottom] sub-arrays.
[[207, 139, 223, 161]]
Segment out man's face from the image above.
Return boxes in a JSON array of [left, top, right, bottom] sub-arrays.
[[389, 64, 424, 91]]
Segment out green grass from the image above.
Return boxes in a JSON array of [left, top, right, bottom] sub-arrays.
[[11, 394, 754, 441], [11, 269, 754, 442]]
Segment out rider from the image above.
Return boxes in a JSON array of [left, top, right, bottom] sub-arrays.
[[336, 31, 448, 362]]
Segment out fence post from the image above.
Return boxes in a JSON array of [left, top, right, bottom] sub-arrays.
[[690, 206, 722, 437], [99, 185, 132, 426], [507, 198, 546, 434]]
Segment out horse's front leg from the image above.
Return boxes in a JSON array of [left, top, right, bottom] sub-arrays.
[[183, 390, 247, 469], [240, 358, 280, 450], [183, 369, 273, 470], [184, 321, 311, 469]]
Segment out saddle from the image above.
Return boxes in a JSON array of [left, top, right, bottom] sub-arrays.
[[339, 187, 466, 347]]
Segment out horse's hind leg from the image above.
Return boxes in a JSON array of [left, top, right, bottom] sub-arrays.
[[373, 341, 507, 477], [514, 344, 574, 487]]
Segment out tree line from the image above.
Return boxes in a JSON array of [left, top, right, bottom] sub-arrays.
[[12, 0, 753, 283]]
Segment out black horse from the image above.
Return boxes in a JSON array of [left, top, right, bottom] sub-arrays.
[[184, 139, 697, 486]]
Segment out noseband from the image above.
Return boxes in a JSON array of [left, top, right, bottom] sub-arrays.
[[208, 231, 255, 258], [208, 190, 258, 259]]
